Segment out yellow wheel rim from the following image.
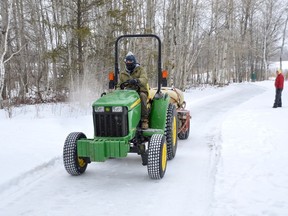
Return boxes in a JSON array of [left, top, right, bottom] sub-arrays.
[[172, 116, 177, 146], [162, 142, 167, 171], [78, 158, 86, 168]]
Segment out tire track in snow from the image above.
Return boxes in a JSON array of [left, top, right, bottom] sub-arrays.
[[189, 83, 266, 215], [0, 156, 62, 196]]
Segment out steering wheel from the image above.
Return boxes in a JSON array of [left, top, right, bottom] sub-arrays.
[[120, 80, 140, 91]]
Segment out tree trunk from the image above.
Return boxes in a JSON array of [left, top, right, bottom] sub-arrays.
[[0, 1, 12, 108], [280, 11, 288, 71]]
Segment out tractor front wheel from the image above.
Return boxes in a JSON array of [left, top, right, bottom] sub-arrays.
[[63, 132, 89, 175], [147, 134, 167, 179]]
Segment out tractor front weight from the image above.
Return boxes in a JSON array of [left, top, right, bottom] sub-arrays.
[[77, 138, 130, 162]]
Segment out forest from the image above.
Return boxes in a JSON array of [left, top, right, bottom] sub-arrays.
[[0, 0, 288, 108]]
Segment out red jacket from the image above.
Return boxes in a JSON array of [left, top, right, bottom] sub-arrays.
[[275, 73, 284, 89]]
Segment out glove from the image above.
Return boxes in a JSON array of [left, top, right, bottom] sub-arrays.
[[128, 79, 139, 85]]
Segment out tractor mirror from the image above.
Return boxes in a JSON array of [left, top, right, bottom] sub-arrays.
[[109, 71, 115, 89], [162, 70, 168, 87]]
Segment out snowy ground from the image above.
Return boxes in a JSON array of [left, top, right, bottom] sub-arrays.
[[211, 81, 288, 216], [0, 80, 287, 216]]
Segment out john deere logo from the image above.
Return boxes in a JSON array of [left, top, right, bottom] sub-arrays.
[[105, 107, 111, 112]]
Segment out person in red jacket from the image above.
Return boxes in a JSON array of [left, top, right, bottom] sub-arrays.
[[273, 69, 284, 108]]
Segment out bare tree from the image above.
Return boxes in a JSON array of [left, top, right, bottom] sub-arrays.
[[280, 7, 288, 70], [1, 0, 288, 109], [260, 0, 284, 79], [0, 0, 24, 107], [0, 1, 12, 107]]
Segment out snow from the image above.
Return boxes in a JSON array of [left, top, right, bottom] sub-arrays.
[[211, 82, 288, 216], [0, 81, 287, 216]]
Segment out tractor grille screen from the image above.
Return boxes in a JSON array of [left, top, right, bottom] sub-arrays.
[[93, 107, 128, 137]]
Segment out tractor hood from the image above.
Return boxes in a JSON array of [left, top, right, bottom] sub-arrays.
[[93, 90, 140, 111]]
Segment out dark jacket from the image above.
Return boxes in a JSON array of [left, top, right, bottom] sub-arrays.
[[275, 73, 284, 89], [118, 65, 148, 93]]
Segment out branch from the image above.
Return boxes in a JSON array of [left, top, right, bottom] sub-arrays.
[[4, 43, 27, 64]]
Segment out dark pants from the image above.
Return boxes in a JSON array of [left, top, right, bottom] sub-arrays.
[[273, 88, 283, 107], [139, 92, 148, 120]]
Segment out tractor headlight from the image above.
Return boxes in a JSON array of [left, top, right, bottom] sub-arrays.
[[112, 106, 123, 112], [94, 106, 104, 112]]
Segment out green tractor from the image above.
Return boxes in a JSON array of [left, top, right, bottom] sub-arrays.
[[63, 34, 190, 179]]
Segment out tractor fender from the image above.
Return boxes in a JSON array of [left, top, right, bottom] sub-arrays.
[[149, 93, 170, 130]]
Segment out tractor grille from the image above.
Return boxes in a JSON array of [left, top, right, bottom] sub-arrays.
[[93, 107, 128, 137]]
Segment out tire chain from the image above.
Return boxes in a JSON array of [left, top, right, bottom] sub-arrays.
[[63, 132, 86, 176], [148, 134, 163, 179], [165, 104, 176, 160]]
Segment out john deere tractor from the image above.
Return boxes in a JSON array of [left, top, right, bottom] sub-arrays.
[[63, 34, 190, 179]]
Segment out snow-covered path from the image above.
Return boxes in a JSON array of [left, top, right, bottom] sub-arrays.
[[0, 82, 279, 216]]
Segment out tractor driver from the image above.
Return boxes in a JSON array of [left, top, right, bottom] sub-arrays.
[[117, 52, 149, 129]]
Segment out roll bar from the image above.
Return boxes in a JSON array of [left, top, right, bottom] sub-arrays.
[[114, 34, 162, 94]]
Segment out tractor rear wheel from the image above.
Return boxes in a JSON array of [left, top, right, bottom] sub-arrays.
[[166, 104, 178, 160], [147, 134, 167, 179], [63, 132, 89, 175]]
